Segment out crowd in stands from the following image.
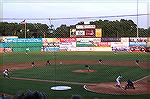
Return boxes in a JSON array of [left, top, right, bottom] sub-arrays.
[[0, 90, 84, 99]]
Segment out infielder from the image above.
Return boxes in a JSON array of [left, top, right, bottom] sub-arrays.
[[32, 61, 35, 67], [46, 60, 51, 66], [85, 65, 90, 71], [98, 59, 102, 64], [135, 59, 139, 65], [3, 69, 10, 78], [115, 75, 122, 87]]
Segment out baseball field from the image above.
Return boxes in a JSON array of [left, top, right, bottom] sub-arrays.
[[0, 51, 150, 99]]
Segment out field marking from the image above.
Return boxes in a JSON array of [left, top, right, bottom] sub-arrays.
[[134, 75, 150, 83], [11, 75, 150, 86], [10, 77, 90, 85]]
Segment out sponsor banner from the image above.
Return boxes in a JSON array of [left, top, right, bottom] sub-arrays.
[[0, 36, 18, 42], [148, 37, 150, 42], [129, 46, 146, 52], [42, 47, 59, 52], [75, 47, 94, 51], [0, 48, 12, 53], [121, 38, 129, 42], [129, 42, 147, 47], [59, 42, 76, 50], [101, 38, 121, 42], [112, 46, 129, 52], [60, 38, 76, 42], [76, 25, 96, 29], [76, 30, 85, 36], [129, 37, 147, 42], [85, 29, 95, 36], [95, 29, 102, 38], [70, 29, 76, 36], [96, 42, 111, 47], [111, 42, 129, 47], [93, 47, 112, 51], [42, 38, 60, 43], [147, 42, 150, 47], [6, 38, 42, 42], [76, 38, 101, 47], [42, 38, 53, 43], [76, 42, 94, 47], [42, 38, 60, 47]]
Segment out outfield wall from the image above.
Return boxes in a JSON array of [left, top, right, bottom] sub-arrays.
[[0, 37, 149, 53]]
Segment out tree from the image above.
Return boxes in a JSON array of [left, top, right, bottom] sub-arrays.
[[55, 24, 70, 38]]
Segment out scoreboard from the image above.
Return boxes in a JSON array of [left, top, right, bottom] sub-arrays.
[[70, 25, 102, 38]]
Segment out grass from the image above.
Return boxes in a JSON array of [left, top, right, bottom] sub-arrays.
[[10, 64, 150, 83], [0, 77, 149, 99], [1, 52, 150, 65], [0, 51, 150, 98]]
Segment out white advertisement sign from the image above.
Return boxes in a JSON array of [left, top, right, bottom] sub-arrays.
[[76, 25, 96, 29], [76, 30, 85, 35]]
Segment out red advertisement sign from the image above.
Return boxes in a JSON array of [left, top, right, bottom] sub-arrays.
[[96, 42, 111, 47], [60, 38, 76, 42], [85, 29, 95, 36]]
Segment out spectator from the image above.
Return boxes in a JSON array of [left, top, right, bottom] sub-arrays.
[[13, 90, 47, 99], [1, 94, 7, 99], [71, 95, 83, 99]]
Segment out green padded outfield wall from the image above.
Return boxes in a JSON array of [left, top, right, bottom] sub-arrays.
[[6, 38, 42, 52]]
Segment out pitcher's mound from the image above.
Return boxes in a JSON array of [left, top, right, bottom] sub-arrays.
[[72, 69, 97, 73]]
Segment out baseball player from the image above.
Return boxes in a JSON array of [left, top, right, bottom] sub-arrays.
[[115, 75, 122, 87], [98, 59, 102, 64], [32, 61, 35, 67], [85, 65, 90, 72], [3, 69, 10, 78], [124, 79, 135, 90], [59, 61, 62, 65], [46, 60, 51, 66], [26, 47, 30, 55], [135, 59, 139, 65]]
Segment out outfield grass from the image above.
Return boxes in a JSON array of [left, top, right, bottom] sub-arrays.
[[1, 52, 150, 65]]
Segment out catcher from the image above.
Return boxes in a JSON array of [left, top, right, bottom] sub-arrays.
[[124, 79, 135, 90]]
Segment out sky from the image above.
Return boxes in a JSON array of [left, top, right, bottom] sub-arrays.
[[0, 0, 150, 29]]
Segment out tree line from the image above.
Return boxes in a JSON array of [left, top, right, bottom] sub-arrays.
[[0, 19, 149, 38]]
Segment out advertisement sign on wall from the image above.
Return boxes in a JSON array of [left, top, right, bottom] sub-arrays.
[[85, 29, 95, 36], [93, 47, 112, 51], [121, 38, 129, 42], [111, 42, 129, 47], [76, 25, 96, 29], [76, 38, 101, 47], [96, 42, 111, 47], [147, 42, 150, 47], [6, 38, 42, 42], [101, 38, 121, 42], [129, 37, 147, 42], [147, 37, 150, 42], [129, 42, 147, 47], [76, 30, 85, 36], [75, 47, 94, 51], [95, 29, 102, 38], [60, 38, 76, 42]]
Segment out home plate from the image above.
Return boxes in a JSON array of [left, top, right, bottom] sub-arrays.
[[50, 86, 72, 91]]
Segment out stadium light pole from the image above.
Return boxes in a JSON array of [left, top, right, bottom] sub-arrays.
[[136, 0, 139, 37], [147, 0, 150, 29]]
